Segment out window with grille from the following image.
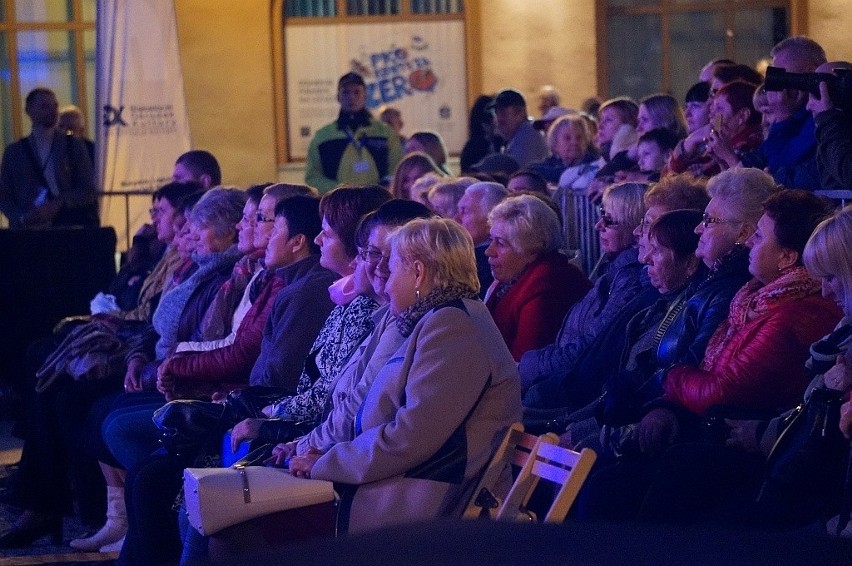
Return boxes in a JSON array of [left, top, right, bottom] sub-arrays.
[[598, 0, 795, 101], [0, 0, 95, 148]]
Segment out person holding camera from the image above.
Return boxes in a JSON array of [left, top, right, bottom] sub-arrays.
[[808, 61, 852, 189], [741, 36, 826, 191]]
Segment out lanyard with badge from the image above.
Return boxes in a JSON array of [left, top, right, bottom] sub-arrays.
[[344, 126, 370, 174]]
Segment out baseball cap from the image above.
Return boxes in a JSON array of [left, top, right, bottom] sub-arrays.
[[470, 153, 520, 176], [487, 89, 527, 110]]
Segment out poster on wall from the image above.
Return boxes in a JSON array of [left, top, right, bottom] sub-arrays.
[[96, 0, 192, 250], [285, 21, 466, 160]]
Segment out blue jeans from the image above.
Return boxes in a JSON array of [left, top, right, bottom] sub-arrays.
[[179, 505, 209, 565], [102, 391, 164, 469]]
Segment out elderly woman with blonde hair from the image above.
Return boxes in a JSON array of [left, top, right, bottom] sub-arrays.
[[484, 194, 591, 361], [287, 217, 521, 534]]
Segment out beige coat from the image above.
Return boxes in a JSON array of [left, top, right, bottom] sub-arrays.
[[311, 298, 521, 533]]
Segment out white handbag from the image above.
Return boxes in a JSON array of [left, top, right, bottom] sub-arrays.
[[183, 465, 336, 536]]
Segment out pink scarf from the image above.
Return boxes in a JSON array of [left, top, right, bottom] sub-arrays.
[[328, 274, 358, 306], [702, 266, 820, 370]]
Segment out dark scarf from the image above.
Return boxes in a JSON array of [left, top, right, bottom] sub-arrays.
[[709, 242, 750, 277], [486, 263, 529, 306], [336, 108, 372, 132], [807, 317, 852, 378], [396, 283, 479, 338]]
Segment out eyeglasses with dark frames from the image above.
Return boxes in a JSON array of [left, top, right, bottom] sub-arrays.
[[256, 213, 275, 224], [357, 247, 389, 264]]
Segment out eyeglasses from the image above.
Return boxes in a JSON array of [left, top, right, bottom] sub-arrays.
[[701, 212, 740, 228], [240, 214, 256, 225], [598, 206, 620, 227], [256, 213, 275, 224], [358, 247, 389, 264]]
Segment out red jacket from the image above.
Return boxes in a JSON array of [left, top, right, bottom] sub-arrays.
[[664, 291, 841, 416], [165, 272, 285, 397], [487, 252, 591, 361]]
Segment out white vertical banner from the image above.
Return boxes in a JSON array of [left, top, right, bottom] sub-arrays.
[[285, 21, 467, 160], [96, 0, 192, 250]]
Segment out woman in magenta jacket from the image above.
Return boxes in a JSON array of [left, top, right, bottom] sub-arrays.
[[484, 194, 592, 361]]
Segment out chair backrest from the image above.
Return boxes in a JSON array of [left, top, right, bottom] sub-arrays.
[[462, 423, 552, 520], [496, 438, 597, 523]]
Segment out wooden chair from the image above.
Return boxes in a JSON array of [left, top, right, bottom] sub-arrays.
[[462, 423, 558, 520], [496, 438, 597, 523]]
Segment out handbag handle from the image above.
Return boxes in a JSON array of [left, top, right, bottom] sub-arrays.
[[235, 465, 251, 503]]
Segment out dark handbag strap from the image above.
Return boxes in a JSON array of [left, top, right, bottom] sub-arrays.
[[758, 387, 845, 503]]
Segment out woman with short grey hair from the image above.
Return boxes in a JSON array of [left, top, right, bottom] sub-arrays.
[[187, 187, 246, 245], [485, 194, 591, 361], [488, 194, 563, 258]]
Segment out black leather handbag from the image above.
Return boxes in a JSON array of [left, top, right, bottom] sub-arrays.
[[757, 387, 850, 523]]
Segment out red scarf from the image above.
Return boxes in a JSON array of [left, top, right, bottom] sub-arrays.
[[702, 266, 820, 370]]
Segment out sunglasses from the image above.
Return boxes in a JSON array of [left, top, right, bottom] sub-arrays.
[[598, 206, 620, 227]]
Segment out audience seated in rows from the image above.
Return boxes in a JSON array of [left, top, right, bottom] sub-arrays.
[[6, 32, 852, 564], [641, 205, 851, 527]]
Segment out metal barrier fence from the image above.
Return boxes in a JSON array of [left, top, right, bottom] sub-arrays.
[[556, 189, 601, 277]]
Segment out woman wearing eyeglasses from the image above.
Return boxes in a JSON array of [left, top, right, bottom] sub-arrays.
[[518, 181, 644, 381]]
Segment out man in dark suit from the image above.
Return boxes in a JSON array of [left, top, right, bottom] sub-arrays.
[[0, 87, 98, 228]]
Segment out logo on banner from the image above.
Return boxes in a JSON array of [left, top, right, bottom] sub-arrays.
[[351, 35, 439, 108], [102, 103, 179, 136], [103, 105, 128, 127]]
